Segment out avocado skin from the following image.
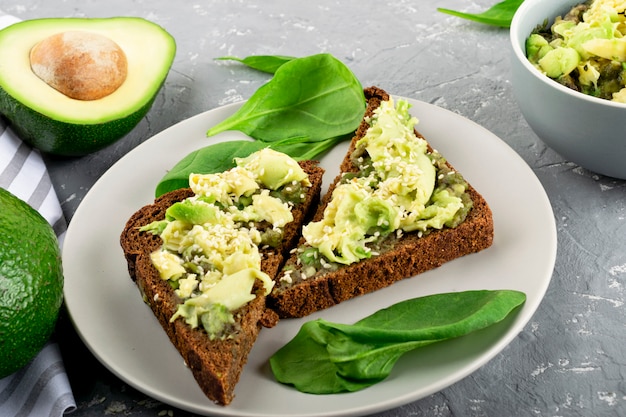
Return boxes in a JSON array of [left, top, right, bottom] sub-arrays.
[[0, 187, 63, 378], [0, 83, 161, 156]]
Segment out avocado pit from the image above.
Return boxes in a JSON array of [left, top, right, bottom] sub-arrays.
[[29, 30, 128, 100]]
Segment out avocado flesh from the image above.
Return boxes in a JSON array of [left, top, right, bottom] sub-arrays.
[[0, 17, 176, 156]]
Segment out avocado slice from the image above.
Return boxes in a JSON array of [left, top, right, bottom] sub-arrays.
[[0, 17, 176, 156]]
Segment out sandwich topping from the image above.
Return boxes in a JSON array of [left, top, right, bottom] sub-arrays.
[[141, 148, 311, 339], [281, 98, 472, 284]]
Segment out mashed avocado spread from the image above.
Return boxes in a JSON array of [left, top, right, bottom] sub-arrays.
[[527, 0, 626, 102], [141, 148, 310, 339], [281, 98, 471, 284]]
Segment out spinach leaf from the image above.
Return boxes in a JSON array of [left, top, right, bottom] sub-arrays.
[[267, 321, 375, 394], [154, 140, 266, 197], [216, 55, 295, 74], [156, 53, 364, 196], [154, 132, 351, 197], [270, 290, 526, 394], [438, 0, 524, 28], [206, 53, 366, 143], [270, 132, 353, 161]]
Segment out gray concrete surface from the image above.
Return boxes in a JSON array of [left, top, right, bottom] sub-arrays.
[[2, 0, 625, 416]]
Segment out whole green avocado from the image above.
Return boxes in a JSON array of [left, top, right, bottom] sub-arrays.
[[0, 187, 63, 378], [0, 17, 176, 156]]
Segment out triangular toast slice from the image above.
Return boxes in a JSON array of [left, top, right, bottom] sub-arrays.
[[268, 87, 494, 318], [120, 159, 324, 405]]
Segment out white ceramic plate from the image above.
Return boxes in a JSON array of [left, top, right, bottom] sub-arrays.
[[63, 98, 556, 417]]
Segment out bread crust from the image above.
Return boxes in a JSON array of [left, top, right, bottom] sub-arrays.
[[267, 87, 495, 318], [119, 160, 324, 405]]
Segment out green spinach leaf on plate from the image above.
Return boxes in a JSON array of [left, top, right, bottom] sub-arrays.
[[270, 290, 526, 394], [155, 53, 365, 196]]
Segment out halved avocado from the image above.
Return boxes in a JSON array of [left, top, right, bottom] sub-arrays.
[[0, 17, 176, 156]]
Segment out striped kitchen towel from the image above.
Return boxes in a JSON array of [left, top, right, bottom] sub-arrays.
[[0, 13, 77, 416]]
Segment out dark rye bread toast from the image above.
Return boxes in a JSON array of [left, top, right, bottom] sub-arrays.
[[267, 86, 495, 318], [119, 160, 324, 405]]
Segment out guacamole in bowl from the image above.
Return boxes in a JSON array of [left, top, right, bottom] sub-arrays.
[[526, 0, 626, 102]]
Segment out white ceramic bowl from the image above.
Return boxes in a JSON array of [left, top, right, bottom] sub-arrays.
[[510, 0, 626, 179]]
